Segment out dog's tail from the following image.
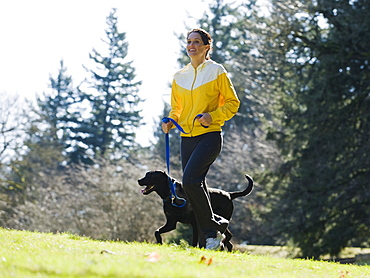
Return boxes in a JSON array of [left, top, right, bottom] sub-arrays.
[[229, 174, 254, 200]]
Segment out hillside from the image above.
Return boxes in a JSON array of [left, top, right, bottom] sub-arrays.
[[0, 228, 369, 277]]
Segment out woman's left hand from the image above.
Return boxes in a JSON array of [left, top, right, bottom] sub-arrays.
[[197, 113, 212, 126]]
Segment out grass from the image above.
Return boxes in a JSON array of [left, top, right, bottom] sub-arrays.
[[236, 244, 370, 264], [1, 228, 369, 277]]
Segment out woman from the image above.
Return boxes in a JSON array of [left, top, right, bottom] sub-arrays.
[[162, 28, 240, 250]]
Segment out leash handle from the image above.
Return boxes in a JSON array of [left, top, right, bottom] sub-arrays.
[[162, 117, 189, 134], [196, 114, 210, 129], [162, 114, 209, 135]]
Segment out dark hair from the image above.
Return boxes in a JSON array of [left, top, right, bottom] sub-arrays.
[[187, 28, 213, 60]]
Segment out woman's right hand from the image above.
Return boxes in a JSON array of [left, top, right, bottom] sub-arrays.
[[162, 122, 173, 133]]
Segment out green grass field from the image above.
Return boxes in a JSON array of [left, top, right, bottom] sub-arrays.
[[1, 228, 369, 277]]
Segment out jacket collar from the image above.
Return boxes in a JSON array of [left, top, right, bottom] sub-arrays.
[[186, 59, 214, 71]]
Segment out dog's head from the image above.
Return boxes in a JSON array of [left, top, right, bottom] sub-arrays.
[[137, 170, 169, 195]]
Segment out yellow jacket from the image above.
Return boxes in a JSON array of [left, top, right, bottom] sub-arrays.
[[169, 60, 240, 137]]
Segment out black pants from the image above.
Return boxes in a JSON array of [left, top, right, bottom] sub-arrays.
[[181, 131, 228, 237]]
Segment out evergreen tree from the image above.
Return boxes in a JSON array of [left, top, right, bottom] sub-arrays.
[[3, 60, 76, 199], [39, 60, 83, 152], [263, 0, 370, 258], [73, 8, 143, 163]]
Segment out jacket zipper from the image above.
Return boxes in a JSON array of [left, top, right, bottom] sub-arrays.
[[189, 67, 198, 136]]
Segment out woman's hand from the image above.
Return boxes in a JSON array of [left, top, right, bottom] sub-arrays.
[[162, 121, 173, 133], [197, 113, 212, 126]]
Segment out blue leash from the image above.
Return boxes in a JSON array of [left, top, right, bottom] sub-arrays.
[[162, 114, 208, 208], [162, 115, 209, 133]]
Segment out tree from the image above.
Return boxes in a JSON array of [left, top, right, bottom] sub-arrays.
[[0, 92, 27, 203], [72, 8, 143, 163], [0, 93, 25, 166], [263, 0, 370, 258], [2, 61, 75, 202], [37, 60, 84, 159]]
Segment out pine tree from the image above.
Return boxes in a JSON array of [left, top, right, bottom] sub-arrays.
[[72, 8, 143, 163], [38, 60, 83, 149], [3, 60, 75, 200], [263, 0, 370, 258]]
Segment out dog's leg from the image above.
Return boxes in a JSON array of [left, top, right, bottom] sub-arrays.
[[155, 220, 177, 244], [155, 230, 163, 244], [223, 228, 233, 252]]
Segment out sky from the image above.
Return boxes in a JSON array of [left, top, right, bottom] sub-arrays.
[[0, 0, 212, 146]]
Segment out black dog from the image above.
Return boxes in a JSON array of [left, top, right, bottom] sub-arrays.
[[138, 170, 253, 251]]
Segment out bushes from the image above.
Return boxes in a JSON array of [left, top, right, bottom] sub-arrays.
[[1, 158, 165, 243]]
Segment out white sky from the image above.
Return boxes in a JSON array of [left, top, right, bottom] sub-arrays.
[[0, 0, 212, 146]]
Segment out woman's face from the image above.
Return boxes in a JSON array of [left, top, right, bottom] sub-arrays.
[[186, 32, 210, 60]]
